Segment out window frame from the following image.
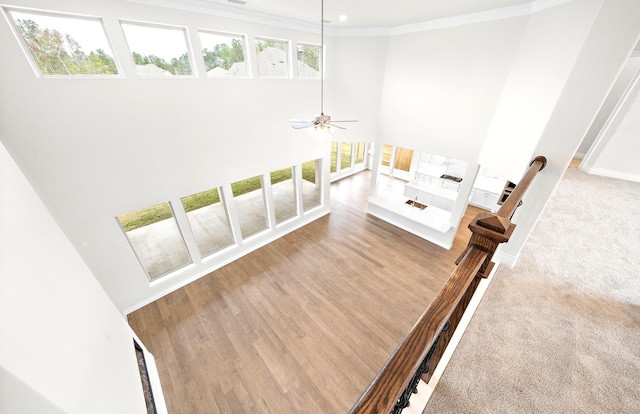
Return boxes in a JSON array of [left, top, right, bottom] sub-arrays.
[[295, 41, 321, 79], [198, 29, 250, 78], [119, 19, 196, 78], [269, 166, 299, 226], [179, 186, 237, 260], [301, 158, 323, 212], [230, 174, 270, 239], [3, 6, 122, 78], [254, 36, 291, 79], [116, 201, 194, 282]]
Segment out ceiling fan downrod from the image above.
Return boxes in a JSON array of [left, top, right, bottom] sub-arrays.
[[289, 0, 358, 131]]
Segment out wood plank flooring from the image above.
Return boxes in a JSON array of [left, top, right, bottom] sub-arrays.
[[127, 171, 483, 413]]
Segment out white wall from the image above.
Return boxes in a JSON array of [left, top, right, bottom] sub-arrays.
[[371, 0, 640, 264], [2, 0, 640, 317], [0, 140, 147, 414], [377, 15, 529, 161], [0, 0, 332, 312], [576, 55, 640, 157], [326, 35, 388, 143], [479, 0, 604, 181], [496, 0, 640, 264], [583, 85, 640, 181]]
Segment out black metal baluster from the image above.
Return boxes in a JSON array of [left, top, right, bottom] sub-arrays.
[[391, 320, 451, 413]]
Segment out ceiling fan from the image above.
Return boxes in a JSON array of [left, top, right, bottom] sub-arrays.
[[289, 0, 358, 131]]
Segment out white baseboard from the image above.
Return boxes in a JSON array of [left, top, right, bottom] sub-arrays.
[[581, 165, 640, 183], [492, 249, 518, 267]]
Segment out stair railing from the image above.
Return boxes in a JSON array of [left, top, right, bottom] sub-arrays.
[[349, 156, 547, 414]]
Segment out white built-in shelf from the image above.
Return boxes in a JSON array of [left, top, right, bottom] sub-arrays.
[[469, 167, 507, 212]]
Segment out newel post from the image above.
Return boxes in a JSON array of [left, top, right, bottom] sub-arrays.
[[457, 213, 515, 277], [457, 156, 547, 277]]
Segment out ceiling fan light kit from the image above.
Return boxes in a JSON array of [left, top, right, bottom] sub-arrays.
[[289, 0, 358, 132]]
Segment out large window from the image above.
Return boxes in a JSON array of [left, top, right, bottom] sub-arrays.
[[199, 30, 247, 78], [5, 8, 118, 76], [270, 167, 297, 224], [180, 187, 234, 258], [296, 43, 320, 79], [117, 202, 192, 280], [120, 21, 193, 76], [301, 159, 321, 211], [341, 143, 353, 170], [331, 142, 367, 176], [231, 176, 268, 238], [255, 37, 289, 78], [355, 142, 366, 165], [330, 143, 338, 173]]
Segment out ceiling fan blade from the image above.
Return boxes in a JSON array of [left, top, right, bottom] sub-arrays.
[[330, 120, 359, 123], [289, 118, 313, 123], [292, 122, 314, 129], [326, 123, 346, 130]]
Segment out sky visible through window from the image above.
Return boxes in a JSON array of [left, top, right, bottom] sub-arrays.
[[120, 21, 193, 76], [10, 11, 113, 53], [199, 30, 246, 77], [7, 9, 118, 75], [120, 22, 190, 62], [200, 31, 236, 49], [7, 8, 326, 80]]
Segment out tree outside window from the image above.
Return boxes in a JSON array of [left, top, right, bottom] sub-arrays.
[[200, 31, 247, 77], [9, 9, 118, 76]]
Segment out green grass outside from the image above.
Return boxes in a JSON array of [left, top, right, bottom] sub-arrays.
[[330, 143, 338, 173], [331, 142, 366, 173], [118, 202, 174, 232], [355, 142, 365, 164], [341, 143, 352, 169], [118, 164, 317, 232]]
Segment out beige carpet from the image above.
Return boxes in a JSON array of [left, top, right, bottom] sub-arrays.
[[425, 168, 640, 413]]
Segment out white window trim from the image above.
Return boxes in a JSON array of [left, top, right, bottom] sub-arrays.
[[119, 18, 197, 78], [254, 35, 291, 79], [198, 28, 250, 78], [2, 6, 123, 78]]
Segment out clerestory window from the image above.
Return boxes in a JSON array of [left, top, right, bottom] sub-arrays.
[[199, 30, 248, 78], [296, 43, 320, 79], [5, 7, 119, 77], [255, 37, 289, 78], [120, 20, 194, 77]]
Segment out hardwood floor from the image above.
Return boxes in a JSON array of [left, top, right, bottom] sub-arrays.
[[128, 171, 483, 413], [568, 157, 582, 169]]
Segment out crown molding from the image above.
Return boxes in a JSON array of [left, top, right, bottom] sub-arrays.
[[126, 0, 323, 33], [125, 0, 575, 37], [381, 0, 573, 37]]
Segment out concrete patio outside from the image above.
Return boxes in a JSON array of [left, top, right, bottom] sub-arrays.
[[124, 178, 320, 280]]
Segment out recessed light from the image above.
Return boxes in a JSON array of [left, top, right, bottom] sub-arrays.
[[339, 15, 347, 22]]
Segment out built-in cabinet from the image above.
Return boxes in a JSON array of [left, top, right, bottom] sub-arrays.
[[403, 152, 467, 213], [404, 184, 456, 211], [468, 166, 507, 212], [369, 146, 519, 248], [469, 188, 501, 210], [368, 146, 475, 249]]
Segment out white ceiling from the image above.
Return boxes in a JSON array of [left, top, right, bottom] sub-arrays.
[[169, 0, 539, 28]]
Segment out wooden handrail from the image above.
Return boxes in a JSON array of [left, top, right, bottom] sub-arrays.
[[350, 156, 547, 414], [497, 156, 546, 219], [349, 247, 488, 413]]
